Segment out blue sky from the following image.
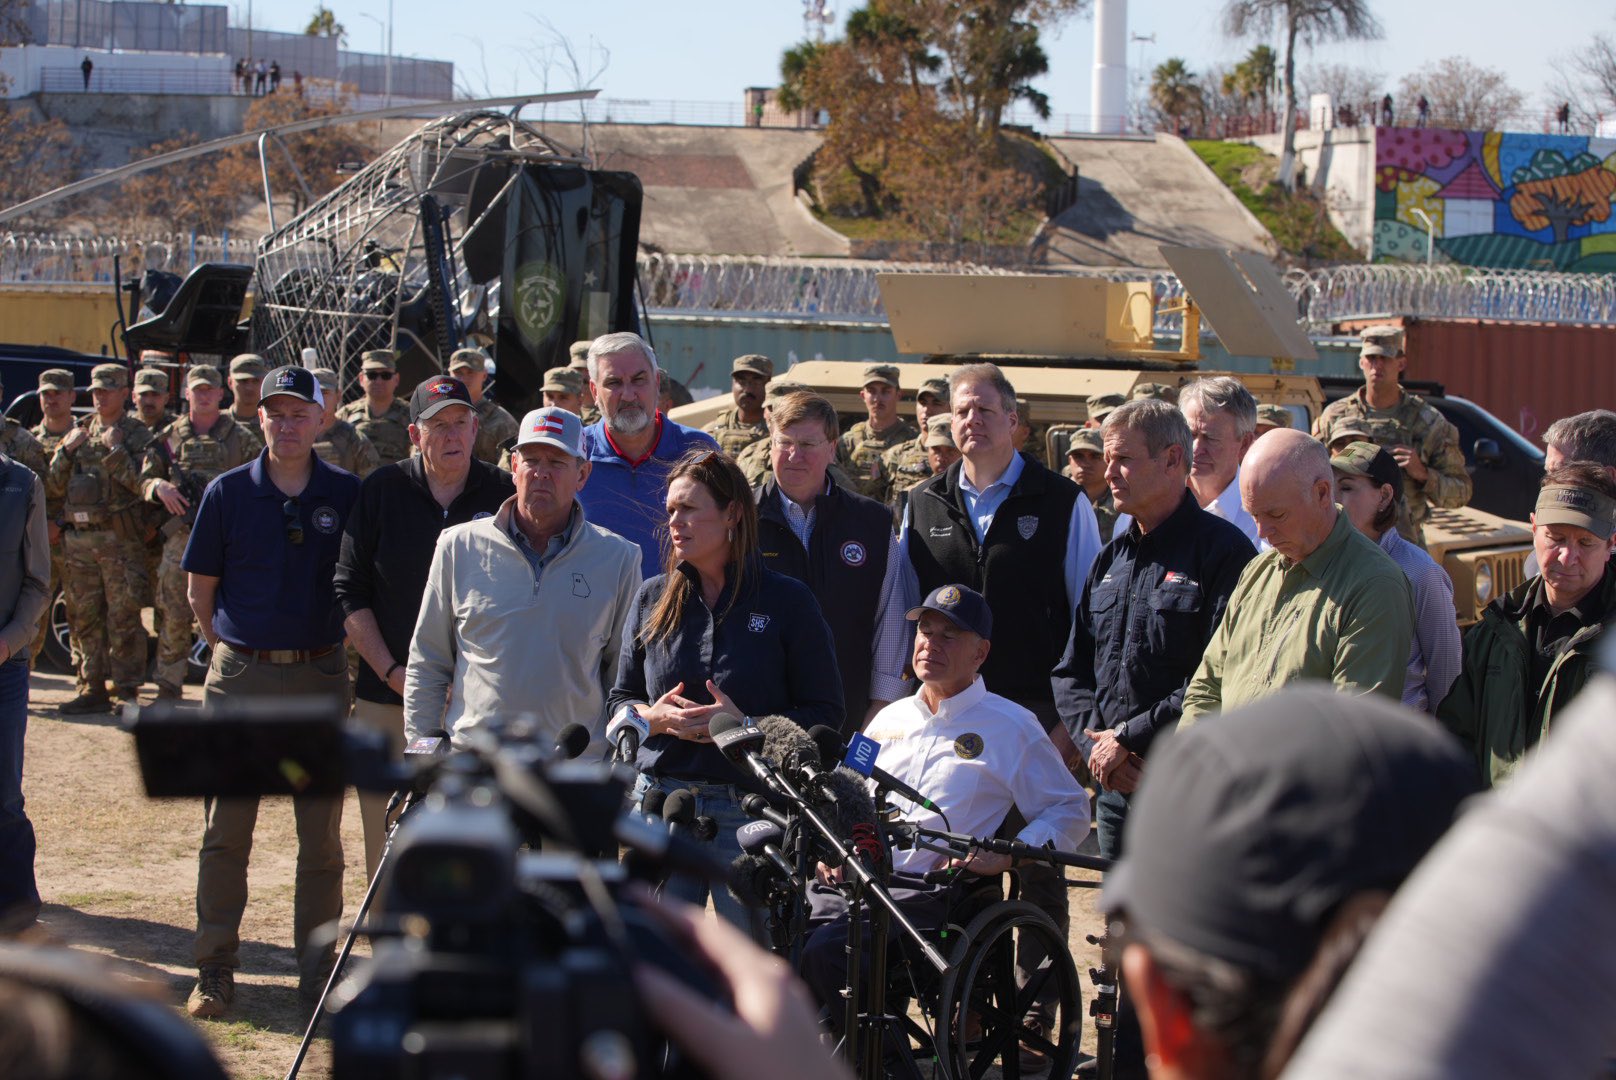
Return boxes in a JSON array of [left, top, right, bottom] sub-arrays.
[[300, 0, 1595, 124]]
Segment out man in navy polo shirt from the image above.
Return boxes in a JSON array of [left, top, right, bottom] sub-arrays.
[[578, 332, 717, 578], [180, 364, 361, 1020]]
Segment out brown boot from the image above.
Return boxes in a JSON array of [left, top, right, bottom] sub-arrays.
[[111, 684, 143, 706], [186, 966, 235, 1019], [59, 687, 111, 715], [154, 682, 183, 701]]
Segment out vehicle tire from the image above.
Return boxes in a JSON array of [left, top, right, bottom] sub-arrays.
[[39, 586, 73, 673]]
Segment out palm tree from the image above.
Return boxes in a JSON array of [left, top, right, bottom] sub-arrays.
[[304, 6, 348, 45], [1223, 0, 1381, 188], [1151, 58, 1204, 135]]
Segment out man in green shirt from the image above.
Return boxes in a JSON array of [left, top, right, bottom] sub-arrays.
[[1181, 429, 1414, 724]]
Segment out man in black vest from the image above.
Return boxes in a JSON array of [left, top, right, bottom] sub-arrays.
[[755, 392, 909, 734], [0, 449, 48, 934], [900, 362, 1103, 1066]]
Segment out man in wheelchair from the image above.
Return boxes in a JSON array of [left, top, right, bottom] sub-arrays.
[[798, 584, 1090, 1037]]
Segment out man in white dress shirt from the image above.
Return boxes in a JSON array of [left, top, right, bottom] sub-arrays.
[[798, 583, 1089, 1035]]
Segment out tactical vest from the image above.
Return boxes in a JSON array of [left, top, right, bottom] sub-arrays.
[[63, 416, 148, 530], [755, 481, 892, 735], [906, 456, 1078, 704]]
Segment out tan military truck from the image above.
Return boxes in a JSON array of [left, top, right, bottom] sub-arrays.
[[669, 249, 1531, 625]]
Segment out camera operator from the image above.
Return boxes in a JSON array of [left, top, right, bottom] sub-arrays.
[[799, 584, 1089, 1023], [405, 407, 640, 754], [609, 450, 843, 927], [180, 366, 360, 1019], [334, 375, 514, 880], [1105, 685, 1478, 1080]]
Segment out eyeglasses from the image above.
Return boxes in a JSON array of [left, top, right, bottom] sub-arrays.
[[283, 498, 304, 546], [771, 436, 829, 456]]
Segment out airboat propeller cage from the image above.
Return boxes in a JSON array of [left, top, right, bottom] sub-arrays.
[[251, 111, 643, 410]]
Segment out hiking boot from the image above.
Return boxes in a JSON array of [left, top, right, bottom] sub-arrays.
[[186, 966, 234, 1019], [299, 949, 337, 1007], [1019, 1019, 1051, 1072], [58, 688, 112, 715], [154, 681, 183, 701], [111, 684, 143, 706]]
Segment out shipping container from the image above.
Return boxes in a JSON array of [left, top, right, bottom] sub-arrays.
[[1336, 317, 1616, 446]]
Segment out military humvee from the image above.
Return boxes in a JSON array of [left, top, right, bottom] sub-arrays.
[[668, 248, 1532, 625]]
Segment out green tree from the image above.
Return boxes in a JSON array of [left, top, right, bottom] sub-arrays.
[[1151, 57, 1205, 133], [1223, 0, 1382, 189], [304, 6, 347, 44], [1222, 44, 1276, 115]]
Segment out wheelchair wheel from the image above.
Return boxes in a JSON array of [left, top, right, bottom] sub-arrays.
[[935, 900, 1080, 1080]]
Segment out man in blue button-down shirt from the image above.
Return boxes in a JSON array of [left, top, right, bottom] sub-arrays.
[[181, 365, 360, 1021]]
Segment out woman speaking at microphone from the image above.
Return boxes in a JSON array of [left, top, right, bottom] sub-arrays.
[[609, 450, 843, 926]]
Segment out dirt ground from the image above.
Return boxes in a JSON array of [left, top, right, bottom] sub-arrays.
[[20, 666, 1108, 1080]]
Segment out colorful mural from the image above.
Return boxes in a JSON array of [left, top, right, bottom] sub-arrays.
[[1373, 127, 1616, 271]]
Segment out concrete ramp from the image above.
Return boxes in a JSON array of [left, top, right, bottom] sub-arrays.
[[1040, 134, 1275, 267], [526, 122, 850, 259]]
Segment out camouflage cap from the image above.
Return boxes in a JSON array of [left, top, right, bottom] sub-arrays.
[[732, 354, 775, 379], [1015, 397, 1033, 422], [1359, 324, 1404, 357], [1329, 441, 1401, 493], [89, 363, 128, 389], [1068, 428, 1104, 456], [186, 365, 224, 389], [925, 413, 957, 449], [765, 379, 810, 402], [569, 340, 593, 365], [542, 367, 585, 395], [1087, 392, 1127, 423], [361, 349, 398, 373], [134, 367, 169, 392], [917, 376, 950, 403], [447, 347, 489, 372], [228, 353, 268, 379], [1256, 403, 1293, 430], [1327, 419, 1374, 448], [1535, 483, 1616, 541], [862, 364, 900, 389], [309, 367, 341, 392], [1131, 381, 1179, 404], [37, 369, 74, 392]]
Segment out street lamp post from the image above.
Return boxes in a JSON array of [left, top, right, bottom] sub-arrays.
[[358, 11, 389, 106], [1410, 207, 1436, 266]]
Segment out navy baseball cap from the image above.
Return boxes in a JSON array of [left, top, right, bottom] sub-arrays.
[[260, 366, 324, 407], [906, 583, 993, 639], [409, 374, 473, 423], [1102, 685, 1480, 984]]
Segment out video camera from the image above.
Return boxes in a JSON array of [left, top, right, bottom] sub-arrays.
[[127, 697, 732, 1080]]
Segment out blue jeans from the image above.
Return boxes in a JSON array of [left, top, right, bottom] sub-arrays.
[[631, 773, 758, 934], [1096, 789, 1130, 861], [0, 657, 38, 924]]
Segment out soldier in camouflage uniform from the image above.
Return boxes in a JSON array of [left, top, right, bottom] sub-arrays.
[[1131, 381, 1180, 406], [570, 340, 601, 426], [140, 366, 262, 698], [542, 366, 586, 416], [311, 369, 381, 478], [924, 413, 961, 472], [884, 375, 951, 510], [1085, 392, 1125, 429], [1312, 325, 1471, 548], [1065, 427, 1118, 543], [449, 348, 519, 466], [1012, 396, 1048, 468], [30, 370, 80, 678], [46, 364, 156, 712], [0, 375, 47, 481], [338, 349, 412, 465], [737, 380, 811, 486], [1255, 402, 1292, 436], [133, 368, 177, 433], [227, 354, 267, 446], [837, 364, 918, 504], [703, 354, 773, 458]]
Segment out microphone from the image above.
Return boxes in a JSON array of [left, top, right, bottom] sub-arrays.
[[662, 788, 697, 839], [741, 793, 791, 831], [391, 727, 452, 811], [691, 815, 718, 843], [551, 722, 590, 761], [811, 765, 879, 868], [639, 788, 668, 822], [728, 852, 785, 909], [809, 725, 944, 816], [737, 820, 802, 890], [709, 713, 773, 787], [606, 704, 649, 763]]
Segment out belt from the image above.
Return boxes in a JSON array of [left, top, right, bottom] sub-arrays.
[[220, 642, 342, 665]]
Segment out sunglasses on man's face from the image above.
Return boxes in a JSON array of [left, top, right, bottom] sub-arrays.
[[283, 498, 304, 546]]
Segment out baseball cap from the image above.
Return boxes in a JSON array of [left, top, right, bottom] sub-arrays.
[[186, 365, 223, 389], [447, 347, 488, 373], [1102, 685, 1480, 985], [765, 379, 810, 402], [134, 368, 169, 392], [309, 368, 341, 393], [1087, 393, 1126, 423], [906, 583, 992, 639], [360, 349, 398, 374], [1131, 381, 1178, 404], [259, 365, 324, 407], [542, 367, 585, 395], [917, 377, 950, 403], [1360, 324, 1404, 357], [1256, 403, 1292, 430], [862, 364, 900, 389], [1535, 483, 1616, 541], [569, 340, 593, 366], [228, 354, 268, 379], [1330, 441, 1401, 493], [38, 369, 74, 391], [89, 364, 128, 390], [1068, 428, 1103, 456], [409, 375, 473, 423], [924, 413, 955, 449], [514, 406, 584, 459], [1326, 420, 1374, 448], [732, 354, 774, 379]]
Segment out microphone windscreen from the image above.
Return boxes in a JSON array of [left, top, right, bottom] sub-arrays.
[[726, 852, 778, 909], [817, 765, 878, 846], [755, 714, 816, 770], [554, 723, 591, 760], [640, 788, 668, 818], [662, 788, 696, 827], [737, 818, 784, 855], [807, 725, 844, 768], [707, 712, 744, 738]]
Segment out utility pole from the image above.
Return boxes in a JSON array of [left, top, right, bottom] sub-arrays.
[[385, 0, 393, 107]]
